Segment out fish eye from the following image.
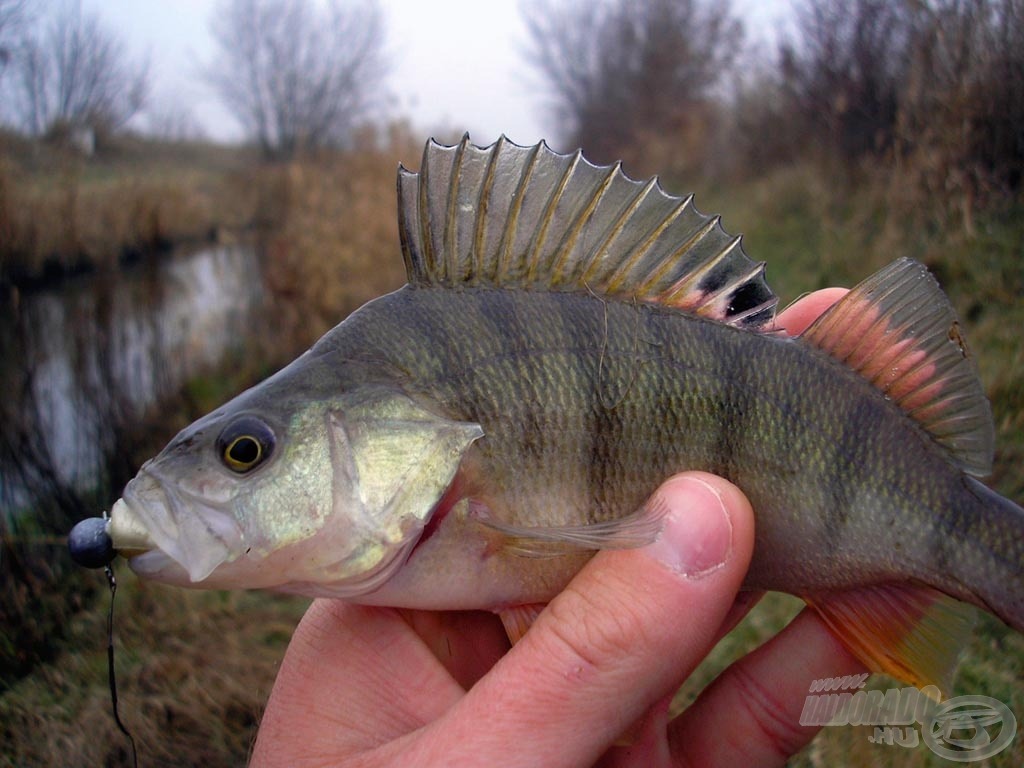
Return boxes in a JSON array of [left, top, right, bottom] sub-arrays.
[[217, 417, 275, 473]]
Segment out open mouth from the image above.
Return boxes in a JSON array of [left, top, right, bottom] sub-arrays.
[[109, 465, 245, 583], [126, 547, 183, 579]]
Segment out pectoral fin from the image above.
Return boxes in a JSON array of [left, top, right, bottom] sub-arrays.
[[475, 496, 669, 557], [804, 584, 976, 698]]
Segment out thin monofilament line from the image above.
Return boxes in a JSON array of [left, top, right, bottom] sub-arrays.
[[105, 564, 139, 768]]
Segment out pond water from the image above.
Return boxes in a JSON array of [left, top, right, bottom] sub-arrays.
[[0, 245, 264, 512]]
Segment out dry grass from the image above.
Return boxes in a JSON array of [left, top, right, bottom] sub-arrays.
[[0, 574, 307, 768], [0, 132, 258, 286], [259, 126, 419, 349], [1, 130, 1022, 767]]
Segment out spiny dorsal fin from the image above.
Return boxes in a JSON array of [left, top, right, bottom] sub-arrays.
[[801, 258, 994, 476], [398, 134, 778, 330]]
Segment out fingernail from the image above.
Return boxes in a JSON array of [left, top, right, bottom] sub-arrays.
[[647, 477, 733, 578]]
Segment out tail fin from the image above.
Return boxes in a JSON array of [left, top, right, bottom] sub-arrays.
[[962, 477, 1024, 633]]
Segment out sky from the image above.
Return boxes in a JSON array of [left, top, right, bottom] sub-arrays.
[[86, 0, 788, 148]]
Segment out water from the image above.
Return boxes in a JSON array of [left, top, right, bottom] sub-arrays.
[[0, 245, 264, 513]]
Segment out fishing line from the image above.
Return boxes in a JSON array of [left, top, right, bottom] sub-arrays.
[[104, 562, 139, 768]]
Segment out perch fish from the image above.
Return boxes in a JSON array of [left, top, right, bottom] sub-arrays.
[[70, 136, 1024, 693]]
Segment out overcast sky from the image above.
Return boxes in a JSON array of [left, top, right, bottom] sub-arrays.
[[85, 0, 788, 148]]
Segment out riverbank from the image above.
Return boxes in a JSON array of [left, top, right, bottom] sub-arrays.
[[0, 128, 415, 692], [1, 131, 1021, 766], [0, 130, 256, 291], [0, 125, 415, 305]]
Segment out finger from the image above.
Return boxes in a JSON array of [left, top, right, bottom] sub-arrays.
[[252, 601, 465, 766], [595, 695, 674, 768], [597, 587, 765, 767], [668, 607, 865, 768], [396, 472, 756, 768], [776, 288, 848, 336], [398, 609, 511, 689]]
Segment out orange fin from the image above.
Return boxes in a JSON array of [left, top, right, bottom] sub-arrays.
[[499, 603, 547, 644], [804, 584, 976, 698], [474, 495, 668, 557], [800, 258, 994, 476]]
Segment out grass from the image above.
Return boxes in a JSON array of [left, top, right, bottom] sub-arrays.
[[0, 130, 261, 287], [0, 572, 308, 767], [1, 131, 1022, 766], [675, 595, 1024, 767], [698, 162, 1024, 501]]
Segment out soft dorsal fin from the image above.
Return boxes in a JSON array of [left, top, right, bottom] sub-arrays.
[[801, 258, 994, 475], [398, 135, 779, 330]]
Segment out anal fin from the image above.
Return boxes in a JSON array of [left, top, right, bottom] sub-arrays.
[[499, 603, 547, 645], [803, 583, 976, 698]]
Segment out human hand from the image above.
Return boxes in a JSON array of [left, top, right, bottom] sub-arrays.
[[251, 291, 864, 768]]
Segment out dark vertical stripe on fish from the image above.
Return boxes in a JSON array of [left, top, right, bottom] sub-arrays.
[[479, 289, 549, 462], [709, 343, 742, 480], [822, 394, 873, 557]]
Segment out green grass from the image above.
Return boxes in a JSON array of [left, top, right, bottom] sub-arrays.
[[0, 571, 309, 767], [697, 164, 1024, 502], [673, 594, 1024, 767], [1, 138, 1021, 766]]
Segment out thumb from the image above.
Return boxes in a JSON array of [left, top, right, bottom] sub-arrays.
[[411, 472, 756, 768]]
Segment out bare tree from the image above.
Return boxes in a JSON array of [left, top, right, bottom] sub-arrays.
[[0, 0, 31, 75], [141, 99, 208, 142], [3, 1, 148, 138], [521, 0, 742, 165], [208, 0, 387, 159], [777, 0, 917, 165], [900, 0, 1024, 207]]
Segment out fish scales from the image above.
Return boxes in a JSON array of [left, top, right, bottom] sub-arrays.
[[73, 136, 1024, 695], [323, 284, 993, 600]]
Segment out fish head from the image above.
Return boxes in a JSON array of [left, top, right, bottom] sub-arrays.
[[109, 357, 482, 595]]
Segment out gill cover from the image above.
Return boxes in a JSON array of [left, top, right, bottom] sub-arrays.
[[313, 392, 483, 595]]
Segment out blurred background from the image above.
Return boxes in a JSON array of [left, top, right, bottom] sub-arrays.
[[1, 0, 1021, 765]]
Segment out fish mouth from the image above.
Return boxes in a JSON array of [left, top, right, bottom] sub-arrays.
[[109, 464, 244, 583]]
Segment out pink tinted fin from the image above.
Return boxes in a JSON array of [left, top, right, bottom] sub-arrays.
[[800, 258, 994, 476], [474, 495, 669, 557], [499, 603, 547, 645], [804, 583, 976, 698]]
